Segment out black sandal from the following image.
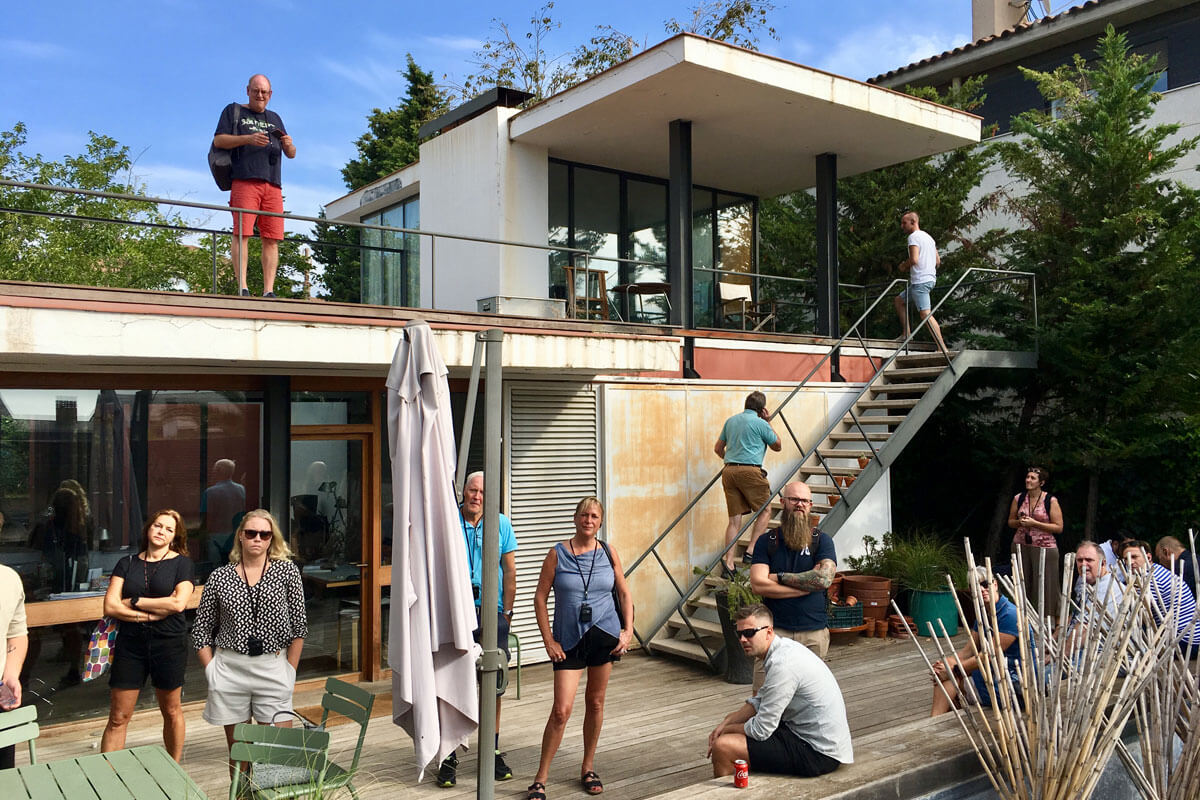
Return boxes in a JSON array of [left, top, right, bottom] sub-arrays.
[[581, 771, 604, 795], [527, 781, 547, 800]]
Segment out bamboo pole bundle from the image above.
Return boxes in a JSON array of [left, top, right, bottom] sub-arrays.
[[1114, 530, 1200, 800], [897, 542, 1168, 800]]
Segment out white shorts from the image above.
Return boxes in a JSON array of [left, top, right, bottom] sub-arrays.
[[202, 647, 296, 725]]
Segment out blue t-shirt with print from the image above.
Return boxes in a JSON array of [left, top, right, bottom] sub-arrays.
[[752, 529, 836, 631]]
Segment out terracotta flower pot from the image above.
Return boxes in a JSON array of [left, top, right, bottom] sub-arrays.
[[876, 619, 890, 638], [857, 455, 871, 469]]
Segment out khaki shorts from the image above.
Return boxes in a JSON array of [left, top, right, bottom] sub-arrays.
[[722, 464, 770, 517], [752, 628, 830, 693], [202, 647, 296, 725]]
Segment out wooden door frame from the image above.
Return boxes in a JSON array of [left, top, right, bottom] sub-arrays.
[[290, 414, 384, 681]]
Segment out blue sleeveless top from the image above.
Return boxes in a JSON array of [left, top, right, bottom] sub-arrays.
[[552, 541, 621, 651]]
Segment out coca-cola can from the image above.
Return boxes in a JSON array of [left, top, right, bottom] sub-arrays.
[[733, 759, 749, 788]]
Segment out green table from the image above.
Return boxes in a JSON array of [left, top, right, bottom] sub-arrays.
[[0, 745, 208, 799]]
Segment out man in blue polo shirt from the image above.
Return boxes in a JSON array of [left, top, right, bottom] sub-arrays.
[[437, 471, 518, 787], [715, 391, 781, 573], [750, 481, 836, 685]]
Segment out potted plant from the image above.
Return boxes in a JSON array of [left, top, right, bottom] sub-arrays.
[[714, 567, 760, 684], [842, 533, 895, 624], [884, 531, 967, 637]]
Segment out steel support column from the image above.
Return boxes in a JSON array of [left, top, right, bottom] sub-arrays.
[[264, 375, 290, 533], [815, 153, 842, 378], [668, 120, 693, 332]]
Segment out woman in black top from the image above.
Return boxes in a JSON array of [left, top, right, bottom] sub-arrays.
[[100, 509, 195, 761]]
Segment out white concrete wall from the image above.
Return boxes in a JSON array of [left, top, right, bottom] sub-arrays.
[[824, 386, 891, 565], [418, 108, 549, 312], [965, 82, 1200, 239]]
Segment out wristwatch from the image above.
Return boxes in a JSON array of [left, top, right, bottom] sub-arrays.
[[130, 595, 140, 608], [503, 609, 514, 618]]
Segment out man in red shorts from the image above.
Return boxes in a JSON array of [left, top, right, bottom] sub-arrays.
[[213, 74, 296, 297]]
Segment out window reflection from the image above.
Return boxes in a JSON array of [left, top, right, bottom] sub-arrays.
[[0, 389, 263, 597]]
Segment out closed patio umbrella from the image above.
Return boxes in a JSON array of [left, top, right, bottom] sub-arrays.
[[387, 320, 479, 779]]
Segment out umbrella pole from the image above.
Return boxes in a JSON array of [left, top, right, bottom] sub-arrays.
[[456, 336, 486, 495], [477, 329, 505, 800]]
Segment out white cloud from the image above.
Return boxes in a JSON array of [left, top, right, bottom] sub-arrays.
[[811, 24, 968, 82], [1, 38, 70, 60], [319, 56, 408, 99], [423, 35, 482, 52]]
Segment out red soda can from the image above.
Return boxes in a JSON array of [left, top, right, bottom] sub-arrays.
[[733, 759, 749, 788]]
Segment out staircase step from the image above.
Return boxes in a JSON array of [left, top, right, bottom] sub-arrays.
[[842, 414, 908, 426], [869, 381, 934, 395], [856, 398, 920, 409], [650, 635, 723, 664], [894, 351, 957, 368], [816, 448, 875, 460], [829, 431, 892, 442], [688, 594, 718, 611], [883, 366, 946, 380], [798, 465, 862, 476], [666, 613, 723, 637]]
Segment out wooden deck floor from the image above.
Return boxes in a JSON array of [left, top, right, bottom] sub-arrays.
[[30, 633, 981, 799]]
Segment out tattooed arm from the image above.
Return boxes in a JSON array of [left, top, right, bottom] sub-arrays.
[[776, 559, 836, 593]]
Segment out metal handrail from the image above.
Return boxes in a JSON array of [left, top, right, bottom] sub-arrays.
[[627, 266, 1037, 651]]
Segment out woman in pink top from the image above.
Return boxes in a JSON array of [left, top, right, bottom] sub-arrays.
[[1007, 466, 1064, 618]]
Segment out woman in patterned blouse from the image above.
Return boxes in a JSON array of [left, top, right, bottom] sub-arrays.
[[192, 509, 307, 757]]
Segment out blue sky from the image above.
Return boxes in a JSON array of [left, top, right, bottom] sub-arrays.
[[1, 0, 984, 232]]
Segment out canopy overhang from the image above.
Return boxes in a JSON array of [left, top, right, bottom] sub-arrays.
[[509, 34, 982, 197]]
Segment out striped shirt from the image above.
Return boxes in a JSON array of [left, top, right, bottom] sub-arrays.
[[1147, 562, 1198, 645]]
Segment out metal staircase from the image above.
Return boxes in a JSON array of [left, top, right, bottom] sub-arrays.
[[625, 269, 1039, 670]]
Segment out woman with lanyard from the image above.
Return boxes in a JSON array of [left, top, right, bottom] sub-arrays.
[[1007, 466, 1064, 620], [100, 509, 195, 761], [528, 497, 634, 800], [193, 509, 307, 762]]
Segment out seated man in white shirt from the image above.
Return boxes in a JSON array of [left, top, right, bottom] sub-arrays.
[[707, 604, 853, 778]]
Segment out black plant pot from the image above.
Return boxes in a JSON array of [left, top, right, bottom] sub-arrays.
[[714, 591, 754, 684]]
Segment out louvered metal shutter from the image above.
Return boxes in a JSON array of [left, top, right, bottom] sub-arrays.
[[505, 382, 600, 664]]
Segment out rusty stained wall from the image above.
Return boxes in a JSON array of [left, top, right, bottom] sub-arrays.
[[601, 382, 830, 633]]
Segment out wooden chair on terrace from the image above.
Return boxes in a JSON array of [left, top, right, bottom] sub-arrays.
[[718, 281, 776, 331]]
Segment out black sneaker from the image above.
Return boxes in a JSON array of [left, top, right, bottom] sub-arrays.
[[436, 752, 458, 787], [495, 749, 513, 781], [239, 288, 250, 297], [264, 291, 276, 298]]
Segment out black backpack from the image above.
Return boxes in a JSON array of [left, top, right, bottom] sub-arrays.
[[208, 103, 242, 191]]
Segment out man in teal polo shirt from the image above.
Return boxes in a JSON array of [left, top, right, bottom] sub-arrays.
[[438, 471, 518, 787], [715, 391, 781, 573]]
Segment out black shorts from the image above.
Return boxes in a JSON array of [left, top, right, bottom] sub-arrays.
[[554, 625, 620, 671], [746, 726, 840, 777], [109, 633, 188, 691]]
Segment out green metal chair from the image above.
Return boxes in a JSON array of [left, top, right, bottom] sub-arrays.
[[229, 725, 331, 800], [507, 631, 522, 699], [0, 705, 39, 766], [229, 677, 375, 799]]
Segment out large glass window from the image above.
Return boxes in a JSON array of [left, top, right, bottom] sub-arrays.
[[361, 196, 419, 307], [693, 188, 757, 329], [0, 387, 263, 721], [547, 162, 669, 320]]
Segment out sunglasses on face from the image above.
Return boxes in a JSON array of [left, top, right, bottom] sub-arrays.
[[736, 625, 769, 640], [242, 529, 272, 541]]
